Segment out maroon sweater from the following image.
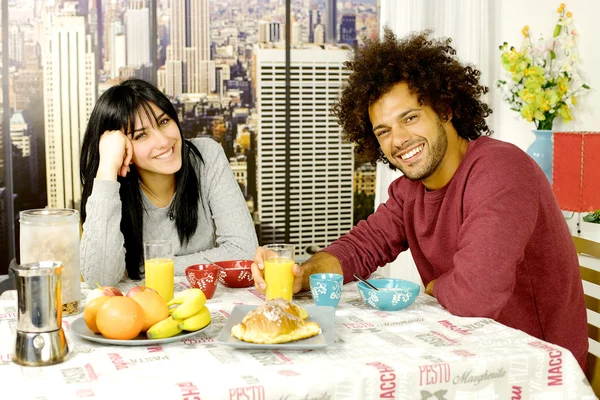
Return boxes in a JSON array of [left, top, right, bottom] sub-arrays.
[[325, 136, 588, 369]]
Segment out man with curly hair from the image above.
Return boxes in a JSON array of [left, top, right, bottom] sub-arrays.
[[251, 29, 588, 371]]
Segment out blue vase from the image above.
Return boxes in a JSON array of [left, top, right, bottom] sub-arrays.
[[526, 129, 553, 183]]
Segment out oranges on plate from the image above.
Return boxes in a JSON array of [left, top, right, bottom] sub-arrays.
[[95, 297, 144, 340], [133, 289, 169, 331], [84, 287, 169, 340]]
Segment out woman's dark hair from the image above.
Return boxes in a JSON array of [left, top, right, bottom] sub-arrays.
[[332, 28, 493, 168], [80, 78, 202, 279]]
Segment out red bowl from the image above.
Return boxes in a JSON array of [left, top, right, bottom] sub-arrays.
[[185, 264, 220, 299], [215, 260, 254, 288]]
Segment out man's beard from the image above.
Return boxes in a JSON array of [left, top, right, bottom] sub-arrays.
[[395, 120, 448, 181]]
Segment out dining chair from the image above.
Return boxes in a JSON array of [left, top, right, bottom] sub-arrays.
[[574, 235, 600, 395]]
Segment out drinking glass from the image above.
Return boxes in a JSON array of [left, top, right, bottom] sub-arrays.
[[263, 244, 295, 301], [144, 240, 175, 302]]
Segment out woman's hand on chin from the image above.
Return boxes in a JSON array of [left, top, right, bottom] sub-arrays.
[[96, 130, 134, 180]]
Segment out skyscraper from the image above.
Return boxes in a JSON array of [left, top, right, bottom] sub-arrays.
[[314, 24, 325, 45], [326, 0, 337, 43], [91, 0, 103, 71], [292, 21, 302, 45], [78, 0, 89, 16], [125, 0, 151, 67], [8, 24, 24, 66], [11, 70, 43, 111], [340, 11, 357, 47], [43, 9, 96, 209], [10, 113, 30, 157], [166, 0, 213, 95], [108, 21, 126, 79], [308, 8, 320, 43], [258, 21, 282, 44], [255, 44, 354, 259]]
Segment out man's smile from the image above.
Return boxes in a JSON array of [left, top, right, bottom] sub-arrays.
[[399, 144, 424, 161]]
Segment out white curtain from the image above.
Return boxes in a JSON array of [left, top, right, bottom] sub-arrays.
[[374, 0, 491, 289]]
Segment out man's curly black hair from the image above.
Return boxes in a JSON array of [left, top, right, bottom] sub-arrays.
[[332, 28, 493, 168]]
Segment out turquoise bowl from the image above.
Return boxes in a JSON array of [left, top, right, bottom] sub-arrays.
[[357, 278, 420, 311]]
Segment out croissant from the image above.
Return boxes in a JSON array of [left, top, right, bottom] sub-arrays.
[[231, 298, 321, 344], [266, 297, 309, 320]]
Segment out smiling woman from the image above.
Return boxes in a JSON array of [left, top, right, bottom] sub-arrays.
[[79, 79, 258, 287], [128, 102, 183, 180]]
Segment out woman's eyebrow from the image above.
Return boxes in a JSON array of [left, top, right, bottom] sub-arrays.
[[133, 112, 166, 133]]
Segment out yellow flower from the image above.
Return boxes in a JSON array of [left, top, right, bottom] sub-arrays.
[[512, 72, 525, 82], [522, 25, 530, 37], [557, 76, 569, 94], [572, 95, 577, 105], [535, 93, 551, 111], [567, 11, 572, 18], [524, 78, 542, 92], [524, 66, 544, 78], [559, 105, 572, 120], [518, 88, 536, 104], [521, 104, 536, 122], [545, 89, 559, 107], [534, 110, 546, 121]]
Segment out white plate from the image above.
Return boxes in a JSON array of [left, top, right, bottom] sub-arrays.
[[70, 317, 210, 346], [215, 304, 335, 349]]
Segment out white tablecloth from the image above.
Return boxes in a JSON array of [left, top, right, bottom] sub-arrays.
[[0, 277, 596, 399]]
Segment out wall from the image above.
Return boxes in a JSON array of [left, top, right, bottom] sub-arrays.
[[489, 0, 600, 149]]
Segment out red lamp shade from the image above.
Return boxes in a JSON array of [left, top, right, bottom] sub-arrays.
[[552, 131, 600, 212]]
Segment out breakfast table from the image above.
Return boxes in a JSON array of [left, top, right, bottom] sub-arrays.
[[0, 276, 595, 399]]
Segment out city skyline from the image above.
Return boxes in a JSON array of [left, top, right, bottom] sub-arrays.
[[0, 0, 379, 272]]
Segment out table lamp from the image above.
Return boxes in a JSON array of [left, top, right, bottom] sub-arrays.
[[552, 131, 600, 234]]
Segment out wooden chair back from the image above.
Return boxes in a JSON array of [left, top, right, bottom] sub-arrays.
[[574, 235, 600, 395]]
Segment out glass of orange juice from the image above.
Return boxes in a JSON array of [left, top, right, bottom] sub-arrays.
[[263, 244, 295, 301], [144, 240, 175, 302]]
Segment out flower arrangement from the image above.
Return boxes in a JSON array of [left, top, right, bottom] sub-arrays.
[[497, 3, 590, 130]]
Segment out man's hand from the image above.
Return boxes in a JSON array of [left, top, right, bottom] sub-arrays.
[[251, 247, 305, 295], [425, 279, 436, 296], [251, 249, 344, 295]]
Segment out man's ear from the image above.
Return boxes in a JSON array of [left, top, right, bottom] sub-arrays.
[[443, 110, 453, 122]]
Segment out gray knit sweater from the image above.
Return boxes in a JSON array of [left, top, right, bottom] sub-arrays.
[[80, 137, 258, 288]]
